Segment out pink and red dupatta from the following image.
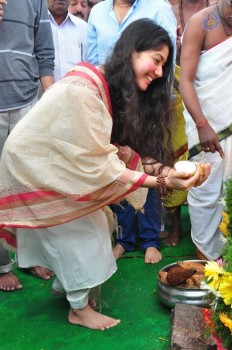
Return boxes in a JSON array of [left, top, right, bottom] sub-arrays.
[[0, 63, 147, 250]]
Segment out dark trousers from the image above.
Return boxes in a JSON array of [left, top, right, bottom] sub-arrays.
[[112, 188, 161, 252]]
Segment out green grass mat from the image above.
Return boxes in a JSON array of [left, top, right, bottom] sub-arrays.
[[0, 206, 196, 350]]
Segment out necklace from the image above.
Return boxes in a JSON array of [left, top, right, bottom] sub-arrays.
[[216, 3, 232, 36], [179, 0, 210, 31]]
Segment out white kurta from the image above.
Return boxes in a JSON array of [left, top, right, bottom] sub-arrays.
[[17, 209, 117, 292]]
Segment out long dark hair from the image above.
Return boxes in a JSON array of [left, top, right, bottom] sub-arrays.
[[104, 18, 174, 165]]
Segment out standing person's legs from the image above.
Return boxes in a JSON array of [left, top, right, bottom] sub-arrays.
[[0, 244, 23, 291], [188, 147, 230, 261], [112, 200, 138, 260], [139, 188, 162, 263], [5, 101, 53, 280], [163, 205, 183, 247], [18, 210, 120, 330], [0, 110, 23, 291]]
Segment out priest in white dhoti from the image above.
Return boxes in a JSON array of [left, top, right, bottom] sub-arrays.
[[180, 1, 232, 260]]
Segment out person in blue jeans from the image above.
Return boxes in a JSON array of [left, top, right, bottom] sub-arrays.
[[112, 188, 162, 263]]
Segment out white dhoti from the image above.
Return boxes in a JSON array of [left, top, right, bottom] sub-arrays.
[[188, 137, 232, 260], [17, 209, 117, 308], [183, 37, 232, 260]]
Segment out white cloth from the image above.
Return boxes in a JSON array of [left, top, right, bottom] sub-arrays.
[[184, 37, 232, 260], [188, 137, 232, 260], [17, 209, 117, 296], [184, 37, 232, 151], [49, 12, 87, 81]]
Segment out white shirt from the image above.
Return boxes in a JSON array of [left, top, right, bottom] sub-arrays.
[[49, 12, 87, 81]]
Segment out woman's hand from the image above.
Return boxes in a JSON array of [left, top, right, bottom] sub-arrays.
[[165, 163, 211, 190]]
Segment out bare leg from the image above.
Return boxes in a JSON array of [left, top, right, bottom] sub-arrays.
[[68, 304, 120, 330], [113, 243, 126, 261], [195, 247, 209, 261], [144, 247, 162, 264], [52, 287, 102, 311], [88, 285, 101, 310], [0, 271, 23, 291], [27, 266, 54, 280], [163, 206, 182, 247], [159, 230, 168, 239]]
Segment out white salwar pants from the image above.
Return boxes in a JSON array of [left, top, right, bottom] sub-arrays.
[[17, 209, 117, 309]]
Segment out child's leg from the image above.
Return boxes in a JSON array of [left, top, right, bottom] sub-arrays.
[[163, 206, 182, 246], [139, 189, 162, 263], [112, 200, 138, 260]]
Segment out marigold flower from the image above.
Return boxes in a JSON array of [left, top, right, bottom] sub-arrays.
[[219, 274, 232, 307], [219, 211, 229, 236], [219, 312, 232, 333]]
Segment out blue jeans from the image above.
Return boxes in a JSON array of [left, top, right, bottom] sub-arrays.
[[112, 188, 161, 252]]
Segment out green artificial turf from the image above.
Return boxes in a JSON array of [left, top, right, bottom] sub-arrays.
[[0, 206, 196, 350]]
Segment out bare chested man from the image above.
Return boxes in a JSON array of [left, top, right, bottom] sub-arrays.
[[179, 0, 232, 260], [171, 0, 214, 34], [171, 0, 215, 62]]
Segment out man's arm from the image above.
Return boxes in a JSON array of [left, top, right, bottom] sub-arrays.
[[40, 76, 54, 91], [86, 10, 99, 65], [34, 0, 55, 89], [179, 14, 224, 157], [179, 14, 205, 125]]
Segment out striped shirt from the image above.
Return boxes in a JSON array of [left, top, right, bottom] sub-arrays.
[[0, 0, 55, 111]]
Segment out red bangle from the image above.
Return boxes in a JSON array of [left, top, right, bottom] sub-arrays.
[[157, 174, 172, 199], [196, 119, 208, 129]]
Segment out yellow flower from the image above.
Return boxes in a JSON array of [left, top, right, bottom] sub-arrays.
[[219, 222, 229, 236], [219, 312, 232, 333], [204, 261, 224, 289], [219, 273, 232, 307], [223, 211, 230, 224], [219, 211, 230, 236]]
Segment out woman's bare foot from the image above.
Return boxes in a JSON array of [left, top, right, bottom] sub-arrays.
[[144, 247, 162, 264], [0, 271, 23, 291], [68, 305, 121, 330], [28, 266, 54, 280], [113, 244, 126, 261]]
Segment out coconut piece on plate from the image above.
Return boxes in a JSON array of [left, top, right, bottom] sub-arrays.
[[167, 266, 196, 286], [177, 261, 205, 274]]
